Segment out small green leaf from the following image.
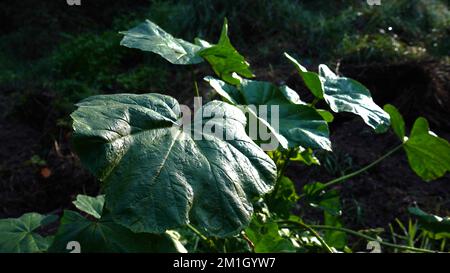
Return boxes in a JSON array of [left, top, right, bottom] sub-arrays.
[[302, 182, 346, 249], [383, 104, 405, 141], [120, 20, 204, 64], [0, 213, 57, 253], [198, 19, 254, 85], [290, 148, 320, 166], [403, 117, 450, 181], [408, 207, 450, 239], [72, 194, 105, 219], [319, 64, 390, 133], [49, 211, 186, 253], [284, 53, 324, 99], [206, 77, 331, 151], [71, 93, 276, 237], [245, 214, 296, 253]]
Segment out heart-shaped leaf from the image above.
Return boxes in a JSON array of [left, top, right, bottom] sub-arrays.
[[71, 93, 276, 237], [73, 194, 105, 219], [120, 20, 204, 65], [206, 77, 331, 151], [285, 54, 390, 133], [0, 213, 57, 253], [318, 65, 390, 133], [403, 117, 450, 181], [49, 210, 186, 253]]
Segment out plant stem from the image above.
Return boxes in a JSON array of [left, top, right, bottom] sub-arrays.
[[321, 144, 403, 189], [187, 223, 208, 241], [270, 148, 296, 200], [285, 220, 334, 253], [241, 232, 255, 252], [310, 97, 320, 107], [279, 221, 438, 253]]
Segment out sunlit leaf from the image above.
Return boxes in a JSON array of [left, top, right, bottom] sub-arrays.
[[403, 117, 450, 181], [120, 20, 204, 64], [206, 77, 331, 151], [319, 65, 390, 133], [71, 93, 276, 237], [285, 54, 389, 132], [384, 104, 405, 140], [198, 18, 254, 85]]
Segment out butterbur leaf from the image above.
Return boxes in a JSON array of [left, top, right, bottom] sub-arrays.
[[49, 211, 186, 253], [408, 207, 450, 239], [198, 19, 254, 84], [120, 20, 204, 65], [0, 213, 57, 253], [285, 54, 389, 133], [71, 93, 276, 237], [73, 194, 105, 220], [284, 53, 324, 99], [318, 65, 390, 133], [383, 104, 405, 140], [206, 77, 331, 151], [403, 117, 450, 181]]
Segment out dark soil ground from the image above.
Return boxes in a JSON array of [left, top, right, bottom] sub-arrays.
[[0, 60, 449, 237]]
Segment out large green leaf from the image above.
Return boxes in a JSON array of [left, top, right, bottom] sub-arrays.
[[408, 207, 450, 239], [198, 19, 254, 85], [285, 54, 389, 133], [206, 77, 331, 151], [383, 104, 406, 141], [403, 117, 450, 181], [120, 19, 253, 85], [318, 65, 390, 133], [120, 20, 204, 65], [73, 194, 105, 219], [49, 210, 186, 253], [71, 93, 276, 237], [0, 213, 57, 253]]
